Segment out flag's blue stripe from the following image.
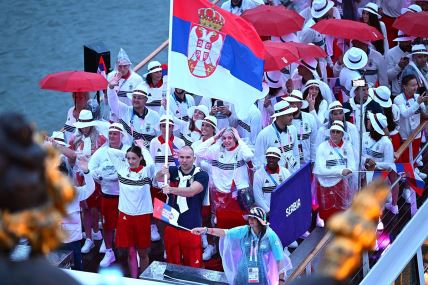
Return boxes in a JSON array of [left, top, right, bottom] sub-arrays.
[[171, 16, 263, 91]]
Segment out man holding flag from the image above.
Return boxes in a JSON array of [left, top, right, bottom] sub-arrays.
[[155, 146, 209, 268]]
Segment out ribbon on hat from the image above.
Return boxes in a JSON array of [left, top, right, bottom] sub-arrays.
[[373, 90, 389, 102], [314, 0, 328, 13]]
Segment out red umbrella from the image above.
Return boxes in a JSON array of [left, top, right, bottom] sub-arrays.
[[39, 71, 108, 92], [311, 19, 384, 41], [393, 12, 428, 38], [263, 41, 299, 71], [241, 5, 304, 36], [263, 41, 327, 71], [282, 42, 327, 60]]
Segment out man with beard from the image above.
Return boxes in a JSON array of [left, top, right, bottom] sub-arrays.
[[254, 101, 300, 173]]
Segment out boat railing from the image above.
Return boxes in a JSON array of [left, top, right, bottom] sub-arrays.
[[286, 120, 428, 284]]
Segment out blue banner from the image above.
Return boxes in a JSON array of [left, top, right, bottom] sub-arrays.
[[270, 163, 312, 246]]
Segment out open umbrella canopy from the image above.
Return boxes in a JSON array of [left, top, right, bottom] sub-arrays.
[[241, 5, 304, 36], [39, 71, 108, 92], [263, 41, 327, 71], [263, 41, 299, 71], [311, 19, 384, 41], [393, 12, 428, 38]]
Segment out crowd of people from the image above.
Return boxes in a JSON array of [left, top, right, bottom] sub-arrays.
[[44, 0, 428, 283]]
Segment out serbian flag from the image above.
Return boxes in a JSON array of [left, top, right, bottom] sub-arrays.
[[395, 163, 425, 196], [366, 169, 390, 183], [168, 0, 266, 117], [97, 56, 107, 78], [153, 198, 180, 225]]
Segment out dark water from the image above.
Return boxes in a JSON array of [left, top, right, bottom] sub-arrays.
[[0, 0, 169, 132]]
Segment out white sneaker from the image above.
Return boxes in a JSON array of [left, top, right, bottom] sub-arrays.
[[316, 214, 325, 228], [402, 188, 412, 204], [81, 238, 94, 254], [416, 157, 423, 167], [201, 234, 208, 249], [385, 203, 399, 215], [301, 231, 310, 238], [203, 244, 216, 261], [288, 241, 298, 248], [151, 224, 160, 242], [377, 221, 384, 231], [99, 249, 116, 267], [92, 230, 103, 241], [99, 239, 106, 253]]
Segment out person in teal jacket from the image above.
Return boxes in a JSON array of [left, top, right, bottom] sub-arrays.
[[192, 207, 292, 285]]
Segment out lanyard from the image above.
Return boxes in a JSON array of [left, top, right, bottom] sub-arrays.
[[332, 147, 347, 167], [264, 167, 278, 186], [272, 124, 291, 152], [249, 238, 259, 262]]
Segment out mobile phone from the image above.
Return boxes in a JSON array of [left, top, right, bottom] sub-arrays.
[[352, 79, 366, 87], [418, 86, 426, 95], [216, 100, 224, 107]]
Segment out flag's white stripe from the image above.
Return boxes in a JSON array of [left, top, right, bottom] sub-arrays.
[[169, 52, 263, 117]]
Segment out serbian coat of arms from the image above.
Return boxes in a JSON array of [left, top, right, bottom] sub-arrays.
[[187, 7, 225, 78]]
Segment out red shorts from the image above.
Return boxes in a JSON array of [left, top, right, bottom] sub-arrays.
[[164, 225, 202, 268], [116, 212, 151, 249], [101, 195, 119, 231], [211, 189, 246, 229], [86, 182, 102, 209], [150, 186, 166, 203]]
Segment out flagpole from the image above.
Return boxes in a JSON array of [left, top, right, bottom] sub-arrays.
[[164, 0, 175, 185]]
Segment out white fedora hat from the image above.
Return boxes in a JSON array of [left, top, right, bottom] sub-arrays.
[[368, 112, 387, 135], [329, 120, 345, 133], [156, 114, 180, 132], [144, 60, 163, 77], [283, 90, 309, 109], [393, 30, 416, 42], [127, 82, 151, 99], [73, 110, 100, 129], [271, 100, 298, 118], [265, 146, 282, 159], [265, 71, 284, 89], [359, 2, 381, 18], [401, 4, 422, 14], [326, 100, 350, 115], [343, 47, 368, 70], [51, 131, 69, 147], [187, 105, 209, 120], [311, 0, 335, 18], [195, 115, 218, 132], [369, 86, 392, 108], [411, 44, 428, 56], [108, 122, 125, 135]]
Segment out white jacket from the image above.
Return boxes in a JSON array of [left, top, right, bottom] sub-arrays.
[[107, 87, 160, 145], [107, 71, 143, 106], [253, 166, 291, 213], [361, 133, 394, 170], [386, 46, 409, 96], [314, 140, 356, 187], [254, 123, 300, 173], [291, 111, 318, 163], [194, 137, 253, 193], [394, 93, 428, 139], [88, 144, 130, 196]]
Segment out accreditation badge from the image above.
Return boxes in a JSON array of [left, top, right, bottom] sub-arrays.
[[248, 267, 259, 283]]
